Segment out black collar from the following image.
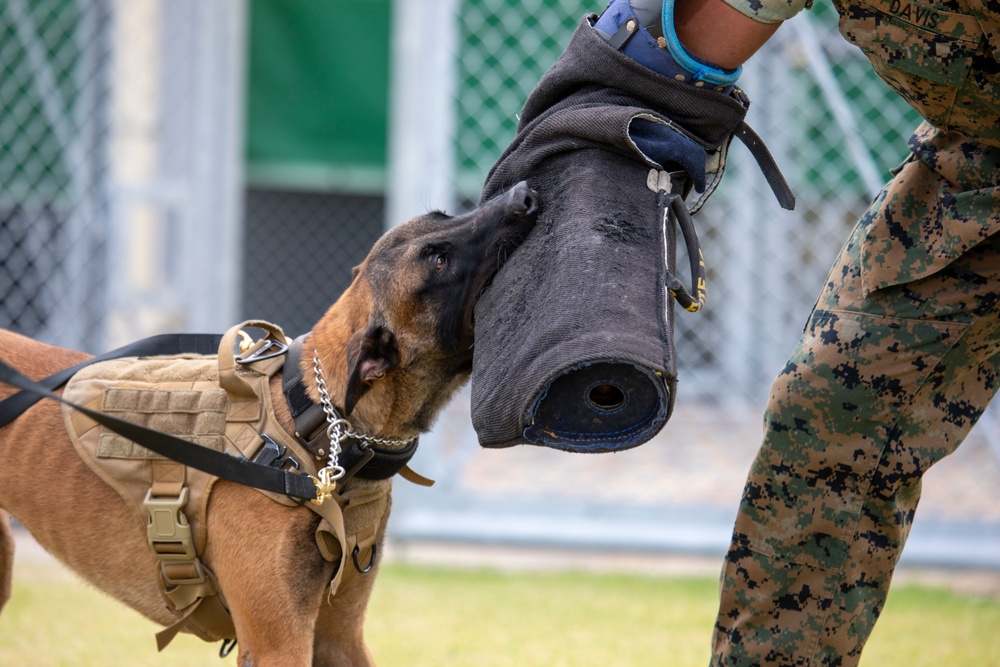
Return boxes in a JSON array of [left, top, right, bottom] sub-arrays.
[[281, 335, 418, 481]]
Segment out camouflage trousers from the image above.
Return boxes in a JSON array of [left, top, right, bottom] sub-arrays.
[[711, 123, 1000, 666]]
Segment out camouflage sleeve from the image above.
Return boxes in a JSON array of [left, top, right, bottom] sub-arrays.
[[721, 0, 813, 23]]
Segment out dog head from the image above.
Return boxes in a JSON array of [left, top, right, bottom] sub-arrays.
[[310, 181, 539, 434]]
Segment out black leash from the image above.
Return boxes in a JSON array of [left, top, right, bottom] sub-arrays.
[[0, 333, 225, 429], [0, 328, 419, 491], [0, 357, 318, 501]]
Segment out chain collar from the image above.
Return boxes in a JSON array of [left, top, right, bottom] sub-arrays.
[[309, 351, 416, 505]]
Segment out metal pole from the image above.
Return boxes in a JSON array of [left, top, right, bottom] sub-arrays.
[[385, 0, 460, 229], [184, 0, 246, 333]]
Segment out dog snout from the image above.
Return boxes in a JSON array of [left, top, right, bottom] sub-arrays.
[[506, 181, 539, 218]]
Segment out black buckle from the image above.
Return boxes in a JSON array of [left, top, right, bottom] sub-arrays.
[[339, 445, 376, 483], [250, 435, 300, 471]]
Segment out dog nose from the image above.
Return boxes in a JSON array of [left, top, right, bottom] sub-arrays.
[[507, 181, 539, 217]]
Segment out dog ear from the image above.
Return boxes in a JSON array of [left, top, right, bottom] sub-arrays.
[[344, 325, 400, 416], [351, 264, 362, 279]]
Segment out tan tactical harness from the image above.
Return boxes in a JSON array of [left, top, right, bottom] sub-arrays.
[[60, 321, 391, 650]]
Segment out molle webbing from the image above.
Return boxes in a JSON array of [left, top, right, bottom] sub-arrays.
[[62, 355, 230, 558]]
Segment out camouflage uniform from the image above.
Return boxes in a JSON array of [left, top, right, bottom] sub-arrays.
[[711, 0, 1000, 664]]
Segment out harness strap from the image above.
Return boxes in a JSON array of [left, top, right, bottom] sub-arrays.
[[734, 121, 795, 211], [0, 360, 320, 501], [0, 333, 225, 430], [151, 460, 185, 497], [155, 591, 234, 652], [143, 461, 224, 627]]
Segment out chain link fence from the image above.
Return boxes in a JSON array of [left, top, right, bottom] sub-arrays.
[[2, 0, 996, 566], [241, 188, 384, 338], [0, 0, 110, 352], [1, 0, 243, 354]]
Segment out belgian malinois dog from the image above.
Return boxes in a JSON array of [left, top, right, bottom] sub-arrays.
[[0, 181, 539, 666]]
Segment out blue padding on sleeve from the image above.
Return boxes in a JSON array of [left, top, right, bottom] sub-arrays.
[[629, 118, 707, 192]]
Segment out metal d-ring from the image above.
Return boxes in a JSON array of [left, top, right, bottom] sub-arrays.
[[220, 638, 238, 658], [236, 338, 289, 365], [352, 543, 377, 574]]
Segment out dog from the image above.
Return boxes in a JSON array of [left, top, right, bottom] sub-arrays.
[[0, 181, 539, 666]]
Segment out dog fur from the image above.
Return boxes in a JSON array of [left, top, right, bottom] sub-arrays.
[[0, 182, 539, 666]]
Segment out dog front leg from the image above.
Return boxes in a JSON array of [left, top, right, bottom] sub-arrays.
[[0, 511, 12, 612], [207, 483, 335, 667], [312, 570, 379, 667]]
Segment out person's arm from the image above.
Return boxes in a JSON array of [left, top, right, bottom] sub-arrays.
[[673, 0, 782, 70]]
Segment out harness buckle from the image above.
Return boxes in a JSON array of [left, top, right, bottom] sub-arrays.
[[144, 487, 197, 562], [160, 559, 208, 587], [250, 434, 300, 471]]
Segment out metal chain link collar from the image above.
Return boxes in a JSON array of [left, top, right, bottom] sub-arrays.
[[309, 351, 415, 505]]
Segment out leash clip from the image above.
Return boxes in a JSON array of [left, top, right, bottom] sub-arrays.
[[310, 467, 340, 506]]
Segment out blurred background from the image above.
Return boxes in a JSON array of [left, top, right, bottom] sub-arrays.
[[1, 0, 997, 570]]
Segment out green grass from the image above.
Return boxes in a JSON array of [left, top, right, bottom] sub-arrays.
[[2, 559, 999, 666], [0, 560, 208, 666], [366, 565, 719, 667]]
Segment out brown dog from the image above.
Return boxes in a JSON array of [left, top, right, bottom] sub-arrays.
[[0, 181, 539, 666]]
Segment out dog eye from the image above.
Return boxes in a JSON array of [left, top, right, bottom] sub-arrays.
[[433, 254, 447, 271]]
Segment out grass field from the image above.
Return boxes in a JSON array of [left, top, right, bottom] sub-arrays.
[[2, 556, 999, 666]]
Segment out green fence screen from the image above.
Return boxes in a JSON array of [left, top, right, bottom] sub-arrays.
[[246, 0, 391, 192]]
